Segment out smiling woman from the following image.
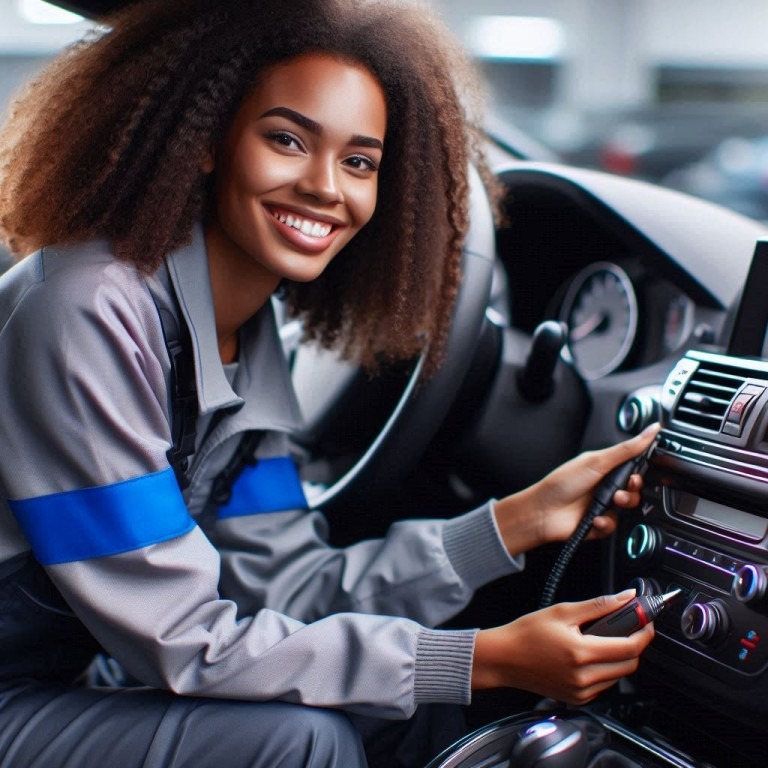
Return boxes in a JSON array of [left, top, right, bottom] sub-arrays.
[[204, 54, 387, 362], [0, 1, 658, 767], [0, 0, 485, 376]]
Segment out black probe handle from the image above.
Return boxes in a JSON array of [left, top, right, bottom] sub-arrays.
[[589, 452, 646, 517], [583, 596, 653, 637]]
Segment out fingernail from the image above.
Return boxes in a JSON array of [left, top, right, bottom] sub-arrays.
[[614, 589, 636, 601], [641, 422, 661, 436]]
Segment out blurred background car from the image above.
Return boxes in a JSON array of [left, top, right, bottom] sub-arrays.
[[544, 103, 768, 182], [664, 133, 768, 220]]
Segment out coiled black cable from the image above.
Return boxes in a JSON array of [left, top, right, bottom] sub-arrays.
[[539, 439, 657, 608]]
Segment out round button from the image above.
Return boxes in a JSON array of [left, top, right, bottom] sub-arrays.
[[626, 524, 660, 561], [733, 564, 768, 604], [617, 391, 659, 434], [618, 398, 642, 433], [627, 576, 659, 596], [681, 601, 729, 644]]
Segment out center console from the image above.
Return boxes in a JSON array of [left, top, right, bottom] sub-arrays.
[[434, 241, 768, 767], [604, 239, 768, 766]]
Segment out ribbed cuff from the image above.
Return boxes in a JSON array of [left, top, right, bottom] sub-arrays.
[[442, 501, 524, 591], [413, 627, 477, 705]]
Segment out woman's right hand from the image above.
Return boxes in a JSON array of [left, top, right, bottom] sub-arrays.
[[471, 590, 655, 705]]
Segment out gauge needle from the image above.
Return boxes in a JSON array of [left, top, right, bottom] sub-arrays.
[[570, 312, 608, 342]]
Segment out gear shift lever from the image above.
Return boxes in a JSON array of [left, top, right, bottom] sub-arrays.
[[517, 320, 569, 401]]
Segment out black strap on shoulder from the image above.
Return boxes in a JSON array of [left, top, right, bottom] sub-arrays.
[[208, 430, 266, 507], [165, 326, 199, 490], [158, 287, 198, 491], [159, 290, 265, 506]]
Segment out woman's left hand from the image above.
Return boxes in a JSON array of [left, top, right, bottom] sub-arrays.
[[493, 423, 660, 557]]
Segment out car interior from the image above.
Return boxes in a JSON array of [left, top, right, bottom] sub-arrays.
[[11, 1, 768, 766]]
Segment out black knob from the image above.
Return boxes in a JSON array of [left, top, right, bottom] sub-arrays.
[[681, 600, 729, 644], [733, 564, 768, 604], [617, 387, 661, 434], [626, 524, 661, 562], [517, 321, 568, 401], [627, 576, 659, 596]]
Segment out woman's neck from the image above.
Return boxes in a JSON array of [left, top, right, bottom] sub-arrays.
[[204, 223, 281, 363]]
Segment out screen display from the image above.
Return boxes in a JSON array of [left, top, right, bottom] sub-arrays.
[[666, 487, 768, 541], [728, 239, 768, 358]]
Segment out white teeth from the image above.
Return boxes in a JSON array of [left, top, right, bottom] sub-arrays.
[[272, 209, 332, 238]]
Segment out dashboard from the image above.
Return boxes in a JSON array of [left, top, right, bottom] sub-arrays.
[[438, 160, 768, 765], [493, 163, 755, 384]]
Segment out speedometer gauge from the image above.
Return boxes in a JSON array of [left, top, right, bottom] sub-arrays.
[[559, 262, 638, 380]]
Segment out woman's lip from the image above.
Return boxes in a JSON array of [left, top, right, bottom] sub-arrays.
[[267, 207, 344, 253], [265, 204, 344, 228]]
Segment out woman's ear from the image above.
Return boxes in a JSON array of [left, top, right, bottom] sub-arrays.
[[201, 148, 215, 173]]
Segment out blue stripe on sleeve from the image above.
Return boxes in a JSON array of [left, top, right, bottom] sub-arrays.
[[8, 468, 195, 565], [218, 457, 308, 519]]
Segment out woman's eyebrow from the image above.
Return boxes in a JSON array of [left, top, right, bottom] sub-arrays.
[[259, 106, 383, 150]]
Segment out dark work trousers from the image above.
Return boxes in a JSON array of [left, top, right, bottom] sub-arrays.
[[0, 681, 466, 768], [0, 559, 467, 767]]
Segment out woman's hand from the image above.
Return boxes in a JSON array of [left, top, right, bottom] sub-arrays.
[[493, 423, 660, 557], [471, 591, 655, 705]]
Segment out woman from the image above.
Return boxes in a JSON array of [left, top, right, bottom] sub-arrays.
[[0, 0, 656, 765]]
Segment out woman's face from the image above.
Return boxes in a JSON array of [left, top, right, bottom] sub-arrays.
[[205, 53, 387, 289]]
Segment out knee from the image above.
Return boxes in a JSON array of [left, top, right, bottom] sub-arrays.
[[293, 708, 367, 768]]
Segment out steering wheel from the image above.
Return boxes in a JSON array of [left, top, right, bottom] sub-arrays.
[[289, 165, 496, 511]]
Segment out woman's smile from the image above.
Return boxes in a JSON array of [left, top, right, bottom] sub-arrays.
[[265, 204, 342, 253]]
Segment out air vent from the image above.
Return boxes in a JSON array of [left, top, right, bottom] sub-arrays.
[[672, 361, 746, 431]]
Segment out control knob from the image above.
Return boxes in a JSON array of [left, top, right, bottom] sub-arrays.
[[627, 576, 659, 596], [625, 524, 661, 562], [617, 387, 661, 434], [681, 600, 729, 645], [732, 564, 768, 604]]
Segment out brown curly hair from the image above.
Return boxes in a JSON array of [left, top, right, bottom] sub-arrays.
[[0, 0, 495, 375]]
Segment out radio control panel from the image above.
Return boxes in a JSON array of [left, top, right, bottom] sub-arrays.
[[613, 485, 768, 679], [610, 348, 768, 690]]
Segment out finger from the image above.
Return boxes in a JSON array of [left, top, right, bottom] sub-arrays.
[[589, 514, 617, 534], [568, 657, 643, 704], [563, 590, 637, 625], [581, 626, 655, 662], [612, 489, 633, 507], [563, 677, 620, 706], [593, 423, 661, 475]]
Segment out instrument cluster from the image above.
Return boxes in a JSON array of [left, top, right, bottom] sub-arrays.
[[554, 260, 696, 379]]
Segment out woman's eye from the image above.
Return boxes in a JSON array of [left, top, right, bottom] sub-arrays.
[[267, 131, 300, 149], [345, 155, 379, 173]]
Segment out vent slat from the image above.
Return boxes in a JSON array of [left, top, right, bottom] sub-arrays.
[[687, 383, 740, 396], [682, 393, 731, 407], [675, 408, 724, 423], [696, 369, 746, 383]]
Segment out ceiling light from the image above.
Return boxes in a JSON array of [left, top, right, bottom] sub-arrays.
[[465, 16, 564, 61], [17, 0, 84, 25]]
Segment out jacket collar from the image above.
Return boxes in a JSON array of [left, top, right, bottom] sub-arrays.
[[164, 224, 303, 432]]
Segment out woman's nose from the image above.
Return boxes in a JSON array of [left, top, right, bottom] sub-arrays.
[[295, 157, 342, 203]]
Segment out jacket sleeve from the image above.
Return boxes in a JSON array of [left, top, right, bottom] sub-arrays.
[[0, 250, 481, 717], [51, 529, 480, 717], [214, 500, 523, 628]]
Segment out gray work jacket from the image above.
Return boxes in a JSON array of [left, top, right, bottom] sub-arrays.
[[0, 226, 522, 718]]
